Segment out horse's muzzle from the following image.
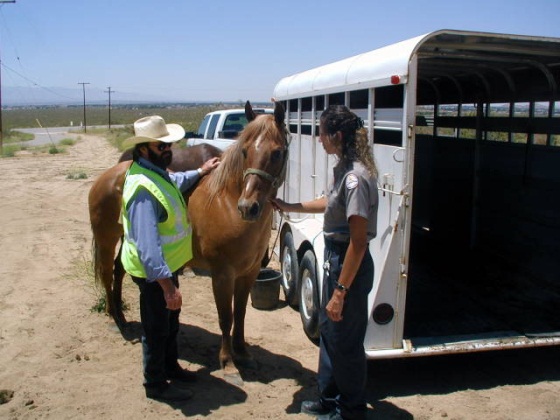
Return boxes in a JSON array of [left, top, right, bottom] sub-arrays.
[[238, 199, 261, 221]]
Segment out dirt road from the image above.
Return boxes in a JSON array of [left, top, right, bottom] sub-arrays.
[[0, 134, 559, 419]]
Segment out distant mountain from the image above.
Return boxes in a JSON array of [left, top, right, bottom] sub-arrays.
[[2, 85, 169, 106]]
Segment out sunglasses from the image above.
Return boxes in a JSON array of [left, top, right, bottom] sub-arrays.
[[155, 142, 172, 151]]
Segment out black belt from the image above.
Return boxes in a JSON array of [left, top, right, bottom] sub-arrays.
[[324, 237, 350, 253], [325, 237, 370, 253]]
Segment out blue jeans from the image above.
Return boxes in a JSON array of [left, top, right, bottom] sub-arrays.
[[318, 239, 374, 420], [132, 273, 181, 388]]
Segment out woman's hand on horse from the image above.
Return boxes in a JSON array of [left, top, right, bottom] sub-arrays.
[[200, 157, 221, 176], [270, 197, 288, 212]]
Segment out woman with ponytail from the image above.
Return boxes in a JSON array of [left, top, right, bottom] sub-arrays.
[[272, 105, 379, 420]]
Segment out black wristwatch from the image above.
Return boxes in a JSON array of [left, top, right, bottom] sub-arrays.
[[335, 282, 348, 292]]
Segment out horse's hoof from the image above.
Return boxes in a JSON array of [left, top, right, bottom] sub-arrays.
[[222, 371, 244, 387], [108, 323, 121, 333], [218, 362, 244, 387]]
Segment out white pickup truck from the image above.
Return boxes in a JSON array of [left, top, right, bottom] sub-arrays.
[[184, 107, 273, 151]]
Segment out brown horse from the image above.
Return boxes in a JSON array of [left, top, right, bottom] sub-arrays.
[[88, 101, 288, 377], [88, 143, 223, 327], [117, 142, 223, 174]]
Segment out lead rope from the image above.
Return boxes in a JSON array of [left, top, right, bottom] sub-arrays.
[[261, 211, 284, 268]]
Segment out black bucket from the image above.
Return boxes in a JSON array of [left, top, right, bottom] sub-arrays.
[[251, 269, 282, 310]]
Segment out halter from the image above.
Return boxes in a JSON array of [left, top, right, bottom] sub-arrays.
[[243, 168, 282, 188], [242, 133, 290, 189]]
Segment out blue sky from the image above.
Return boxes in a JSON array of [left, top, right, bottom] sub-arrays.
[[1, 0, 560, 104]]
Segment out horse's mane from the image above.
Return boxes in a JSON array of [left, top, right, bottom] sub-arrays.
[[205, 114, 280, 202]]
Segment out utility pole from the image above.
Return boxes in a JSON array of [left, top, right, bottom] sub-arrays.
[[0, 0, 17, 152], [104, 86, 114, 129], [78, 82, 90, 132]]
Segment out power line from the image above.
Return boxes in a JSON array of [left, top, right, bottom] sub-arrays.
[[1, 62, 78, 101], [1, 5, 77, 104]]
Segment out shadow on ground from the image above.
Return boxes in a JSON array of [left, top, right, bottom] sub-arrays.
[[365, 345, 560, 417], [117, 320, 318, 416], [117, 319, 560, 418]]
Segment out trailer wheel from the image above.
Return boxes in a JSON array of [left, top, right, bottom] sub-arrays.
[[299, 250, 319, 343], [280, 231, 299, 307]]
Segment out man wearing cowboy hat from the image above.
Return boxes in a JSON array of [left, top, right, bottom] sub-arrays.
[[121, 115, 219, 402]]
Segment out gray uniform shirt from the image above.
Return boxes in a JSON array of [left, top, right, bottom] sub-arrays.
[[323, 161, 378, 243]]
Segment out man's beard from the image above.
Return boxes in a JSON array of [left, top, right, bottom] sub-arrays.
[[147, 147, 172, 170]]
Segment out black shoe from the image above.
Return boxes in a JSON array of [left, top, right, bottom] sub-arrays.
[[166, 367, 198, 383], [301, 400, 334, 416], [145, 383, 193, 401]]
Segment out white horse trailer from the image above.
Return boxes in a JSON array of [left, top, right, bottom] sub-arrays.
[[272, 29, 560, 358]]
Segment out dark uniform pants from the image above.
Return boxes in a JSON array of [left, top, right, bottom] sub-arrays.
[[318, 239, 374, 420], [132, 272, 181, 388]]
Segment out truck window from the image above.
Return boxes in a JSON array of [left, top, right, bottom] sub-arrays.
[[206, 114, 220, 140], [223, 114, 247, 131], [197, 115, 210, 138], [219, 114, 248, 139]]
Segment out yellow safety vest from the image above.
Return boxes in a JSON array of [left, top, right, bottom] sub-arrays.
[[121, 162, 193, 278]]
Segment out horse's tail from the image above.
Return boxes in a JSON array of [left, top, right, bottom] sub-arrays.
[[91, 233, 124, 286], [91, 235, 104, 288]]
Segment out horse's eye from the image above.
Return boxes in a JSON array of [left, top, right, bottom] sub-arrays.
[[271, 150, 282, 163], [242, 149, 247, 158]]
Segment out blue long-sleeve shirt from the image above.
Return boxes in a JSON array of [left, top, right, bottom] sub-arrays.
[[125, 157, 200, 282]]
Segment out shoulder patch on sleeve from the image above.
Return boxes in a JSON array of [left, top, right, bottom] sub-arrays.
[[346, 173, 359, 190]]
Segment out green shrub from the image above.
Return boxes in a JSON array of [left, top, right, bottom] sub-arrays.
[[2, 130, 33, 144], [90, 295, 129, 314], [59, 138, 76, 146], [1, 145, 18, 157], [66, 171, 87, 180], [105, 126, 134, 151], [91, 296, 107, 313]]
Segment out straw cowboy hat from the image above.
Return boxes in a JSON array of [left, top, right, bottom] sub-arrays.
[[122, 115, 186, 150]]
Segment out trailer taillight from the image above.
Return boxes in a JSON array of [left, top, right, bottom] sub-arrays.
[[372, 303, 394, 325], [391, 75, 400, 84]]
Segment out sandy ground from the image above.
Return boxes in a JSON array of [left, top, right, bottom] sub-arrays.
[[0, 134, 560, 420]]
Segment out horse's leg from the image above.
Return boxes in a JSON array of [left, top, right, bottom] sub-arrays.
[[211, 272, 235, 369], [112, 241, 126, 326], [210, 270, 247, 386], [96, 241, 118, 319], [232, 272, 259, 369], [92, 227, 125, 325]]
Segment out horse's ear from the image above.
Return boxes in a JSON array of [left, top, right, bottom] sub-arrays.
[[245, 100, 257, 122], [274, 100, 285, 127]]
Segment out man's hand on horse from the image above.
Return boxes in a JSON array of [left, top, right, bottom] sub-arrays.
[[199, 157, 220, 176]]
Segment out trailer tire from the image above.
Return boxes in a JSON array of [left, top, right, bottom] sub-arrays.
[[299, 250, 319, 343], [280, 231, 299, 307]]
